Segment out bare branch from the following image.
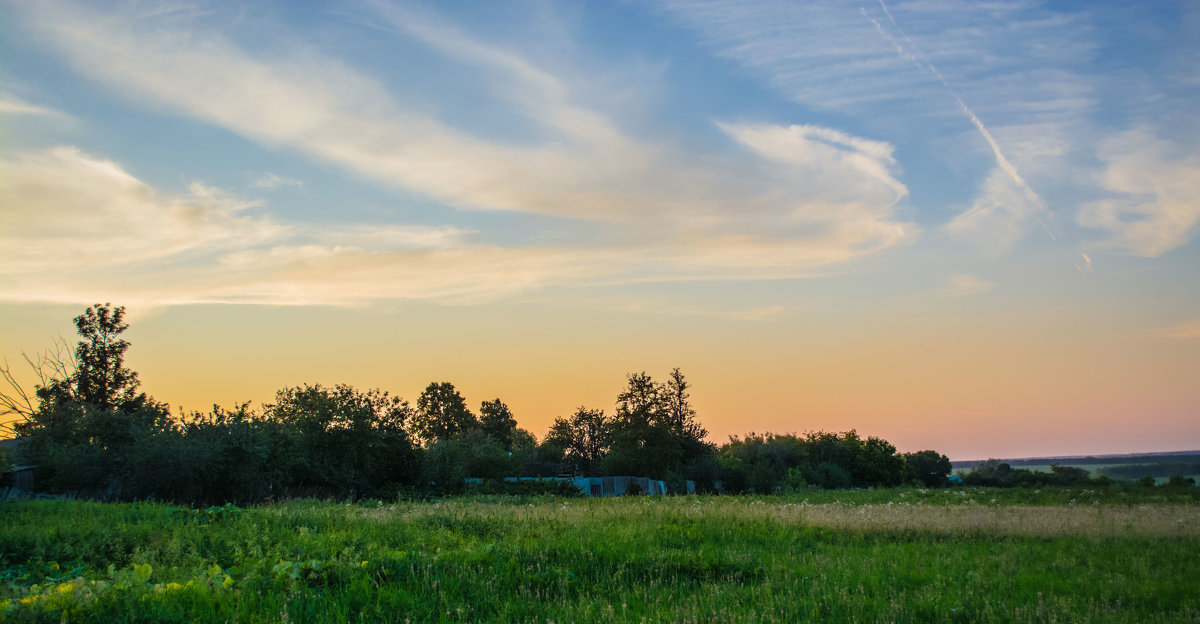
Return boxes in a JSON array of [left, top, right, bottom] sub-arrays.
[[0, 335, 78, 436]]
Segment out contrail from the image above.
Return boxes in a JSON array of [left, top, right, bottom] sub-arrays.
[[865, 0, 1057, 239]]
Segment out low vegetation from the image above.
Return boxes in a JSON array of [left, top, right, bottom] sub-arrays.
[[3, 491, 1198, 623]]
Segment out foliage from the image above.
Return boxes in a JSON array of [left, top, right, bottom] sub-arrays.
[[463, 479, 584, 498], [601, 370, 714, 480], [521, 438, 567, 478], [9, 304, 176, 497], [1166, 474, 1196, 488], [662, 367, 706, 441], [478, 399, 520, 451], [410, 382, 478, 446], [422, 440, 468, 495], [545, 407, 610, 475], [168, 503, 244, 524], [718, 431, 912, 493], [903, 450, 953, 487], [263, 384, 420, 498], [68, 304, 140, 409]]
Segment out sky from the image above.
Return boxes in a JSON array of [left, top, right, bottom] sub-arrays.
[[1, 0, 1198, 460]]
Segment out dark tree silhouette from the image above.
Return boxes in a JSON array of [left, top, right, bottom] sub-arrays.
[[479, 398, 519, 450], [663, 367, 706, 440], [70, 304, 140, 409], [903, 450, 952, 487], [547, 406, 610, 474], [411, 382, 478, 446]]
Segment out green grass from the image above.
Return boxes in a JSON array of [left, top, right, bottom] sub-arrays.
[[3, 487, 1199, 623]]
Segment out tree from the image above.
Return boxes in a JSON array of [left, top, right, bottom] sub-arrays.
[[615, 371, 663, 430], [2, 303, 145, 438], [963, 459, 1014, 487], [847, 434, 907, 488], [70, 304, 140, 409], [605, 372, 676, 477], [602, 369, 714, 480], [461, 431, 517, 480], [1047, 463, 1091, 486], [663, 368, 706, 441], [264, 384, 419, 497], [902, 450, 952, 487], [659, 368, 715, 488], [411, 382, 478, 446], [0, 336, 76, 435], [479, 398, 519, 450], [9, 304, 172, 496], [547, 406, 610, 475]]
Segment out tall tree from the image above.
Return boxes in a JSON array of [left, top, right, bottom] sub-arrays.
[[71, 303, 140, 409], [479, 398, 518, 450], [606, 371, 677, 477], [662, 368, 706, 441], [12, 304, 170, 495], [411, 382, 478, 446], [614, 371, 662, 430]]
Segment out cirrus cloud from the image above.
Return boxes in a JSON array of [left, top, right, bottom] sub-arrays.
[[1, 0, 921, 311], [1077, 130, 1200, 257]]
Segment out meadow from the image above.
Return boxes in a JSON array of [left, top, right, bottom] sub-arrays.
[[3, 487, 1199, 623]]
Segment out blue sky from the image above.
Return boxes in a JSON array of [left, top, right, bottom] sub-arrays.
[[2, 1, 1198, 457]]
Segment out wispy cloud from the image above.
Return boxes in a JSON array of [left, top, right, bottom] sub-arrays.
[[0, 146, 284, 275], [944, 274, 995, 297], [0, 95, 72, 119], [657, 0, 1106, 250], [1077, 129, 1200, 257], [658, 1, 1097, 125], [250, 173, 304, 190], [2, 0, 919, 309], [944, 168, 1046, 254], [1074, 252, 1093, 275], [1163, 317, 1200, 339], [0, 134, 910, 309], [868, 0, 1053, 194], [0, 146, 599, 307], [592, 297, 787, 322]]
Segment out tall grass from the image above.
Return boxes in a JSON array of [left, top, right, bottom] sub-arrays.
[[3, 488, 1198, 623]]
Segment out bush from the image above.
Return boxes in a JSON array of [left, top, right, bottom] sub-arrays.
[[1166, 474, 1196, 488], [778, 467, 809, 494], [812, 462, 852, 489]]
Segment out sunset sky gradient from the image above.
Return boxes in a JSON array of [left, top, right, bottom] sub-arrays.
[[2, 0, 1198, 459]]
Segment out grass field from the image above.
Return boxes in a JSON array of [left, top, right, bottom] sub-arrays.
[[3, 487, 1199, 623]]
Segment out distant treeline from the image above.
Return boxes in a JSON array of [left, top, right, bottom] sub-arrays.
[[954, 454, 1200, 470], [1100, 462, 1200, 480], [0, 304, 959, 505], [956, 459, 1198, 488]]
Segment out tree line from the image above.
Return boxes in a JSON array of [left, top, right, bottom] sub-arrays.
[[1, 304, 953, 504], [957, 459, 1197, 488]]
